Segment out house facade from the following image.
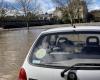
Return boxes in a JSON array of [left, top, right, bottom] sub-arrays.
[[53, 0, 88, 22]]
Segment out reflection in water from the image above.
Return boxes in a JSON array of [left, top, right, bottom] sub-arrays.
[[0, 29, 45, 80]]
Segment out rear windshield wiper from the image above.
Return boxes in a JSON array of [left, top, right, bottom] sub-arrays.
[[61, 63, 100, 78]]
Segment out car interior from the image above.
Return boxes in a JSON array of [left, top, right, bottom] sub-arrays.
[[47, 35, 100, 55], [82, 36, 100, 54]]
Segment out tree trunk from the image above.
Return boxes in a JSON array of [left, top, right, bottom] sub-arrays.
[[26, 21, 29, 30]]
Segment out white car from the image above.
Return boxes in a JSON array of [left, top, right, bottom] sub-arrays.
[[18, 26, 100, 80]]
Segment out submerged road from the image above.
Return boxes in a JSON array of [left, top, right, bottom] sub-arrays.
[[0, 29, 45, 80]]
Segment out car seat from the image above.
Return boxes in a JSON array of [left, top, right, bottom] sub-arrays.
[[82, 36, 100, 54]]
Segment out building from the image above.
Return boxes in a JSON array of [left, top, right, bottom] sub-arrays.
[[38, 12, 54, 20], [53, 7, 63, 20], [68, 0, 88, 22], [90, 10, 100, 22], [0, 9, 24, 17], [53, 0, 88, 22]]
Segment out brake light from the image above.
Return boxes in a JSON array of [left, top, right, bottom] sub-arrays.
[[18, 68, 27, 80]]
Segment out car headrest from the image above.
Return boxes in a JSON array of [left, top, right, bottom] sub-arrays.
[[86, 36, 99, 46], [56, 37, 67, 45], [57, 37, 74, 46]]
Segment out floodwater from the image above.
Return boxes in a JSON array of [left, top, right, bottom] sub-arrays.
[[0, 29, 45, 80]]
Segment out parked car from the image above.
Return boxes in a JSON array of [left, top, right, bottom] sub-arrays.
[[18, 26, 100, 80]]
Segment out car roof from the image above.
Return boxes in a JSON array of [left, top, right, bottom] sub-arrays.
[[42, 26, 100, 34]]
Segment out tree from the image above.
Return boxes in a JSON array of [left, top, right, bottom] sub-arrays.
[[52, 0, 91, 24], [0, 0, 14, 21], [0, 0, 7, 20], [15, 0, 41, 30], [52, 0, 74, 25]]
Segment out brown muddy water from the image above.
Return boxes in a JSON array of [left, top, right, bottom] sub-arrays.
[[0, 29, 45, 80]]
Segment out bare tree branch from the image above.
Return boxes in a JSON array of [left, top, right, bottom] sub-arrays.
[[15, 0, 41, 29], [52, 0, 90, 24], [0, 0, 8, 18]]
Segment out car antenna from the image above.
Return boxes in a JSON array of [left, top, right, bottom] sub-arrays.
[[71, 23, 76, 28], [73, 25, 76, 28]]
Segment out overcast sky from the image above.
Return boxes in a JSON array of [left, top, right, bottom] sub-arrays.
[[3, 0, 100, 13]]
